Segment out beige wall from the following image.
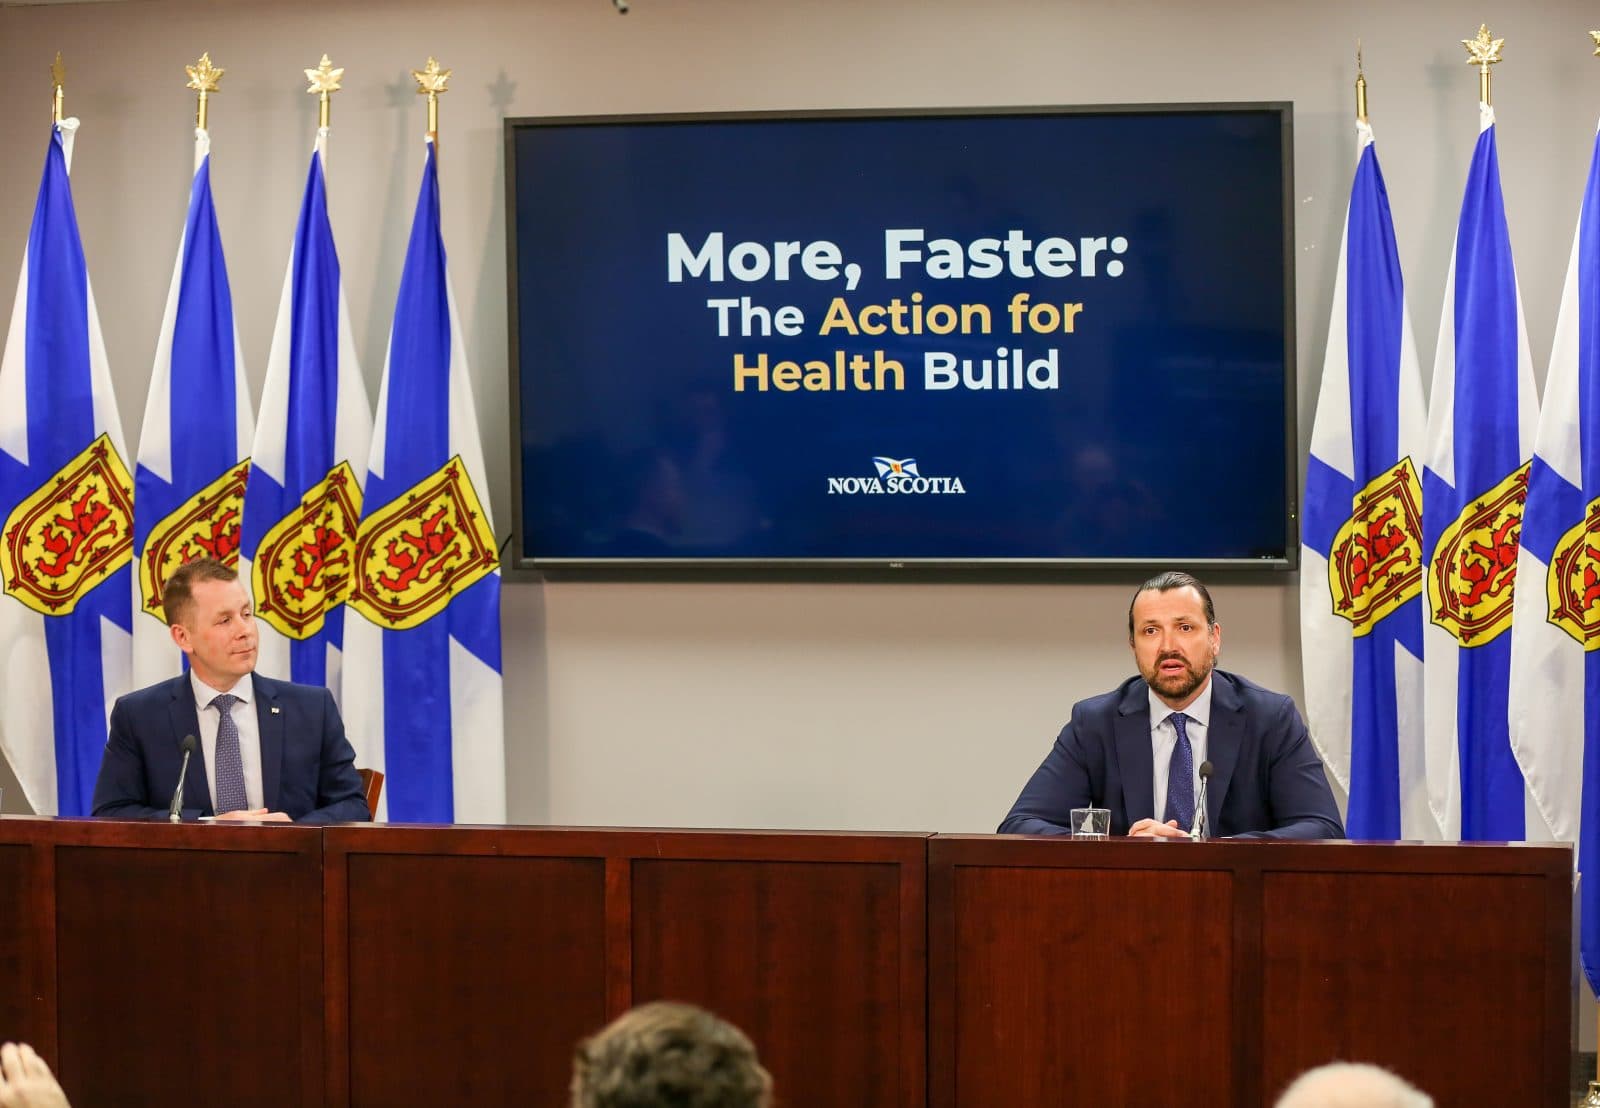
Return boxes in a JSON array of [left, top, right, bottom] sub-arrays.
[[0, 0, 1593, 832]]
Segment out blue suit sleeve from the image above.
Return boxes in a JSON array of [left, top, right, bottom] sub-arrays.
[[998, 719, 1096, 835], [91, 696, 192, 821], [1232, 694, 1345, 841], [294, 688, 370, 825]]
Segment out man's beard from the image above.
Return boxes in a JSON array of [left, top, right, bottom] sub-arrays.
[[1146, 653, 1212, 702]]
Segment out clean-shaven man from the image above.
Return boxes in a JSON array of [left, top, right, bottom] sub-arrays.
[[92, 557, 368, 823]]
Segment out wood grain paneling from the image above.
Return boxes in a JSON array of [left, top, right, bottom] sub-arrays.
[[53, 827, 322, 1107]]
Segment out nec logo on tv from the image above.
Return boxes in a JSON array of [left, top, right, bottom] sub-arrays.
[[826, 457, 966, 495]]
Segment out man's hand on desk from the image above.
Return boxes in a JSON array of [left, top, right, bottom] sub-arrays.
[[0, 1042, 71, 1108], [1128, 818, 1191, 839], [215, 809, 293, 823]]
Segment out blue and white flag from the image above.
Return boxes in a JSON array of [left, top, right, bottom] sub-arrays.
[[343, 138, 504, 823], [0, 122, 132, 815], [1301, 120, 1434, 840], [239, 129, 371, 703], [1509, 118, 1600, 991], [133, 128, 253, 687], [1422, 103, 1540, 841]]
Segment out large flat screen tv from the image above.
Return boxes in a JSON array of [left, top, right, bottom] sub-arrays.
[[505, 104, 1296, 573]]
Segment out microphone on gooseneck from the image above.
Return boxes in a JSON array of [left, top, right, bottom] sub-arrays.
[[1190, 760, 1214, 841], [168, 734, 197, 824]]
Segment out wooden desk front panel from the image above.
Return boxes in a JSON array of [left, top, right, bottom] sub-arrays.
[[930, 837, 1571, 1108], [937, 856, 1234, 1107], [325, 827, 926, 1108], [633, 856, 918, 1108], [51, 824, 323, 1108], [1261, 868, 1564, 1107], [0, 839, 42, 1052]]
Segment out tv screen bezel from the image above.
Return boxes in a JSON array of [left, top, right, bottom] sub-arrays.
[[502, 102, 1299, 580]]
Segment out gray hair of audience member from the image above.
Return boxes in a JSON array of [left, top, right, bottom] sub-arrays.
[[570, 1001, 773, 1108], [1274, 1061, 1433, 1108]]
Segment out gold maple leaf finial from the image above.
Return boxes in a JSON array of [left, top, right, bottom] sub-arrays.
[[305, 54, 344, 129], [304, 54, 345, 95], [186, 52, 224, 94], [412, 56, 451, 96], [1461, 24, 1504, 68], [50, 52, 65, 89], [1590, 30, 1600, 57], [1461, 25, 1504, 106], [187, 52, 224, 130]]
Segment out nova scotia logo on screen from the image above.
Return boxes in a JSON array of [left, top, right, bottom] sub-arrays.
[[828, 457, 965, 495]]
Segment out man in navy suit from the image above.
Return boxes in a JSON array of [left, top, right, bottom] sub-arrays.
[[1000, 571, 1343, 840], [91, 557, 368, 824]]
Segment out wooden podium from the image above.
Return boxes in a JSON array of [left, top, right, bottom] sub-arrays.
[[0, 819, 1572, 1107], [929, 835, 1571, 1107]]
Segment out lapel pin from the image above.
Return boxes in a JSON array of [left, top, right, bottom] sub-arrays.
[[270, 706, 281, 715]]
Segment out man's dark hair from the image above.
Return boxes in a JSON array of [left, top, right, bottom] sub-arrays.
[[1127, 570, 1216, 637], [571, 1001, 772, 1108], [161, 557, 239, 626]]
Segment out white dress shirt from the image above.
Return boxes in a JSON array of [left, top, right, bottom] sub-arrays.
[[1149, 676, 1213, 824], [190, 671, 265, 812]]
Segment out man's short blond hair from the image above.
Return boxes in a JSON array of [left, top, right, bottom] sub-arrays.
[[1275, 1062, 1433, 1108], [161, 557, 239, 626], [571, 1001, 772, 1108]]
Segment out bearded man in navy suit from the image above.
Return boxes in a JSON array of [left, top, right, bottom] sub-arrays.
[[91, 557, 368, 824], [1000, 571, 1344, 840]]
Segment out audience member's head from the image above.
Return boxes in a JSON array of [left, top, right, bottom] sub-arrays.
[[571, 1001, 772, 1108], [1275, 1062, 1433, 1108]]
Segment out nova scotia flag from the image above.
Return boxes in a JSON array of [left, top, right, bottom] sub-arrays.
[[239, 129, 372, 702], [133, 127, 253, 686], [1301, 119, 1435, 839], [1422, 103, 1540, 841], [1509, 118, 1600, 990], [0, 122, 133, 815], [342, 137, 505, 822]]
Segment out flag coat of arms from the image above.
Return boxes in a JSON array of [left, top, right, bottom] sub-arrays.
[[1422, 103, 1540, 841], [133, 128, 253, 687], [0, 122, 133, 815], [238, 130, 372, 703], [342, 137, 505, 822], [1301, 120, 1434, 839], [1509, 118, 1600, 992]]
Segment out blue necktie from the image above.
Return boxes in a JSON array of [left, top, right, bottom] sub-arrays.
[[1164, 712, 1194, 829], [211, 693, 248, 815]]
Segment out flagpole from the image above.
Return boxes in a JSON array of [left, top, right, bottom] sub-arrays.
[[50, 52, 64, 124], [413, 56, 451, 148], [1461, 24, 1503, 107], [186, 52, 224, 134]]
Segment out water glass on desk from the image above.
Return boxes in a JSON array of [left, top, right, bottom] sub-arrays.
[[1070, 806, 1109, 839]]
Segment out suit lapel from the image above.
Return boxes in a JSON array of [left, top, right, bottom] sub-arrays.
[[1204, 672, 1242, 830], [1115, 682, 1155, 823], [166, 675, 210, 814], [255, 673, 285, 812]]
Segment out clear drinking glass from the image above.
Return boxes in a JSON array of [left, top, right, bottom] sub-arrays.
[[1070, 806, 1110, 839]]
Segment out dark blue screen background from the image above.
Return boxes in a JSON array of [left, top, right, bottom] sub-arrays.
[[510, 108, 1292, 565]]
